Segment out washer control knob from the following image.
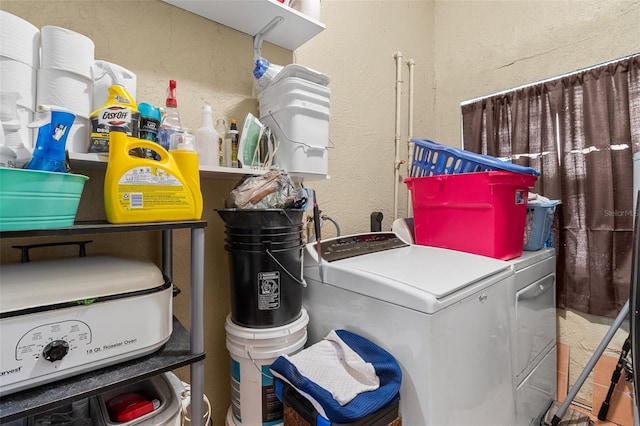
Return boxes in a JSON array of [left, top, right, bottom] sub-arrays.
[[42, 340, 70, 362]]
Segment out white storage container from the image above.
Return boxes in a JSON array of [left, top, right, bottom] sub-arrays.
[[258, 76, 330, 178]]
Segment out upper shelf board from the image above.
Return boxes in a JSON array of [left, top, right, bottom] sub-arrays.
[[161, 0, 325, 51]]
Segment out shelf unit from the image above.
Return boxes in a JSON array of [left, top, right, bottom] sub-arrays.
[[69, 152, 267, 179], [0, 220, 208, 426], [161, 0, 325, 52]]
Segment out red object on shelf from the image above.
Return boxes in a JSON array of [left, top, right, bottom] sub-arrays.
[[405, 171, 538, 260], [107, 392, 157, 422]]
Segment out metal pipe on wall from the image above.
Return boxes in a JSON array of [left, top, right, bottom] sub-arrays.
[[393, 51, 403, 222], [406, 58, 415, 217]]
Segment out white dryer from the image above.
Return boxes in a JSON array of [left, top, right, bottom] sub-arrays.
[[302, 232, 517, 426], [507, 249, 557, 426]]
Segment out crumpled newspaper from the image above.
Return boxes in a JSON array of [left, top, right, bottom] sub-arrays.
[[225, 169, 306, 209]]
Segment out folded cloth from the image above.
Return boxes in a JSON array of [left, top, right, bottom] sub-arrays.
[[528, 192, 551, 203], [270, 329, 402, 423]]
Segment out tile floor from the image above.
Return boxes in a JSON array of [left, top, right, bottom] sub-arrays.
[[556, 342, 634, 426]]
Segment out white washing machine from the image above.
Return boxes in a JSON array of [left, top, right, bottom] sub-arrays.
[[302, 232, 518, 425], [507, 249, 557, 426]]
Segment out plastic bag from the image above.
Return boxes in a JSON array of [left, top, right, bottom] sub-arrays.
[[253, 57, 283, 92], [225, 169, 306, 209]]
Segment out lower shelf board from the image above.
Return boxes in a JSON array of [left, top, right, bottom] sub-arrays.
[[0, 317, 205, 423]]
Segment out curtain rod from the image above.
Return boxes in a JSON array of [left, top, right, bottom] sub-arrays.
[[460, 52, 639, 106]]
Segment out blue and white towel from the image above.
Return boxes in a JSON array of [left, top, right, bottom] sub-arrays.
[[270, 329, 402, 423]]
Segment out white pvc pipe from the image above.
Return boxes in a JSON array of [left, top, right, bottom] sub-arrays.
[[406, 58, 415, 217], [393, 51, 403, 222]]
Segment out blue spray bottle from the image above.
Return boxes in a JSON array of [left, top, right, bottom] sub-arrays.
[[25, 107, 75, 173]]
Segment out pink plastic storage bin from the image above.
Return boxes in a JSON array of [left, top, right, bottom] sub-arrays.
[[405, 171, 538, 260]]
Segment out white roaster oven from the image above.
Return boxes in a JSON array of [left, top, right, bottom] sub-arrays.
[[0, 255, 173, 396], [302, 232, 557, 426]]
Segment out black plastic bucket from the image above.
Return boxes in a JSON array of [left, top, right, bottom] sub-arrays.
[[217, 209, 306, 328], [217, 209, 304, 229], [225, 224, 304, 235], [224, 242, 305, 328], [224, 238, 302, 251], [225, 229, 302, 244]]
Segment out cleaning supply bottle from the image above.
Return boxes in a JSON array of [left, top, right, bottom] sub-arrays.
[[228, 118, 239, 168], [195, 104, 218, 167], [138, 102, 162, 159], [0, 126, 17, 168], [1, 92, 31, 167], [24, 109, 75, 173], [158, 80, 182, 153], [138, 102, 161, 143], [104, 127, 203, 223], [169, 131, 203, 217], [216, 118, 229, 167], [2, 121, 31, 168], [88, 84, 139, 153]]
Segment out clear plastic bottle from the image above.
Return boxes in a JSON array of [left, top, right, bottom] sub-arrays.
[[158, 80, 182, 152], [195, 104, 219, 167]]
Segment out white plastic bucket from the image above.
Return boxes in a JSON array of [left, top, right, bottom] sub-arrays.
[[258, 77, 330, 177], [226, 308, 309, 426]]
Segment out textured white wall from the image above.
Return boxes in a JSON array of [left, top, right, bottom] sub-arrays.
[[295, 0, 435, 235]]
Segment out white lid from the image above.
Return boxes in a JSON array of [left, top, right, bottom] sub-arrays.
[[304, 239, 512, 313], [0, 256, 166, 313], [270, 64, 330, 87]]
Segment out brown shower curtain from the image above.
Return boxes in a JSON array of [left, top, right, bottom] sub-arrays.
[[462, 55, 640, 317]]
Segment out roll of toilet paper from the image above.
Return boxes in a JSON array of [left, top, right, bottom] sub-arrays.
[[0, 56, 36, 110], [66, 116, 90, 153], [0, 11, 40, 68], [41, 25, 95, 78], [36, 68, 93, 119], [92, 60, 137, 110]]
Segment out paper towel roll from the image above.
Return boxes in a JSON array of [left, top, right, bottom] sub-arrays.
[[41, 25, 95, 78], [0, 11, 40, 68], [66, 116, 90, 153], [37, 68, 93, 119], [92, 60, 137, 111], [0, 56, 36, 110]]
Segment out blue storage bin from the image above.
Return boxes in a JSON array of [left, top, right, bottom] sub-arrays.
[[410, 138, 540, 177], [524, 201, 561, 251]]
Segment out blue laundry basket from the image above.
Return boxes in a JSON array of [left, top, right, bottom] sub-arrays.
[[410, 138, 540, 177]]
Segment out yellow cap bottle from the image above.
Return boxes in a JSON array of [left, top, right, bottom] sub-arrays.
[[104, 128, 203, 223]]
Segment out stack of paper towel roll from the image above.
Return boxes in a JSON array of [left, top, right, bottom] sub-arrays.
[[38, 25, 95, 153], [0, 11, 39, 151], [1, 12, 138, 155]]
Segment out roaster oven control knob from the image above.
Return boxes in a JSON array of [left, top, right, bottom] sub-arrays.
[[42, 340, 70, 362]]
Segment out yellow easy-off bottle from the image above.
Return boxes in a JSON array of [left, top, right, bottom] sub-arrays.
[[104, 127, 203, 223]]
